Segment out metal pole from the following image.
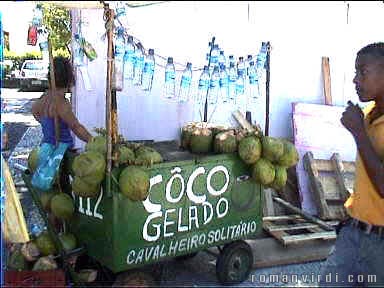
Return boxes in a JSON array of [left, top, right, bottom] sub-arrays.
[[203, 37, 215, 122], [47, 35, 60, 146]]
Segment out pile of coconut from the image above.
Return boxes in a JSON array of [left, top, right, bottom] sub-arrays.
[[180, 121, 299, 190]]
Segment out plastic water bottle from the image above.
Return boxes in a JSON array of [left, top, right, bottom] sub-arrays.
[[178, 62, 192, 102], [32, 4, 43, 27], [219, 64, 229, 103], [113, 27, 125, 91], [218, 50, 226, 68], [115, 27, 125, 58], [228, 62, 237, 101], [248, 61, 259, 99], [228, 55, 235, 68], [208, 66, 220, 104], [115, 1, 126, 26], [133, 42, 144, 86], [209, 44, 220, 73], [124, 35, 135, 81], [165, 57, 176, 99], [246, 55, 253, 75], [197, 65, 210, 104], [142, 48, 155, 91], [237, 57, 246, 79], [236, 70, 245, 96], [73, 34, 85, 67]]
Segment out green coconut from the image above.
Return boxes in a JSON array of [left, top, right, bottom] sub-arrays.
[[58, 233, 77, 252], [8, 248, 28, 271], [32, 256, 58, 271], [28, 147, 40, 173], [40, 187, 60, 212], [278, 140, 299, 168], [261, 136, 285, 163], [119, 166, 150, 201], [117, 145, 135, 165], [72, 176, 100, 198], [214, 130, 238, 153], [72, 151, 106, 183], [135, 146, 163, 166], [35, 231, 57, 256], [270, 166, 288, 190], [180, 123, 196, 150], [85, 135, 107, 155], [190, 127, 213, 154], [50, 193, 75, 221], [238, 136, 262, 165], [252, 158, 276, 186]]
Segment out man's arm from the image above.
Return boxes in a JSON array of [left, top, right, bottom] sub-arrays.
[[59, 102, 93, 143]]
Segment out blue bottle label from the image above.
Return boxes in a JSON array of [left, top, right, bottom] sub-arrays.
[[210, 79, 219, 89], [220, 77, 228, 87], [249, 74, 258, 85], [181, 76, 191, 88], [165, 71, 175, 82], [143, 62, 154, 73]]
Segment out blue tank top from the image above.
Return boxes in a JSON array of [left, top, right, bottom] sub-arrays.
[[41, 116, 74, 148]]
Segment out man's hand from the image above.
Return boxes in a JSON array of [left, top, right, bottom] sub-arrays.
[[341, 100, 365, 138]]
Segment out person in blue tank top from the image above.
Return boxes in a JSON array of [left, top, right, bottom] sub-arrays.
[[32, 56, 92, 147]]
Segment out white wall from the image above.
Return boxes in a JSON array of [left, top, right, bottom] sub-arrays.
[[72, 1, 384, 149]]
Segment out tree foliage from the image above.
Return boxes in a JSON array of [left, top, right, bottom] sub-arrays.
[[41, 2, 71, 57]]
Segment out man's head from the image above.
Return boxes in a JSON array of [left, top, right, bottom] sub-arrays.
[[48, 56, 75, 89], [354, 43, 384, 102]]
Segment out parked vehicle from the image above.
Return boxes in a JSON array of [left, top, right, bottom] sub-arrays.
[[19, 60, 49, 91]]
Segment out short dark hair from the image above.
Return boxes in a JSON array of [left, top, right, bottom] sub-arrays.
[[357, 42, 384, 60], [48, 56, 75, 88]]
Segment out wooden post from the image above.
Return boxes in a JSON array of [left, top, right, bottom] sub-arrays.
[[104, 5, 114, 197], [322, 57, 332, 105], [47, 35, 60, 146]]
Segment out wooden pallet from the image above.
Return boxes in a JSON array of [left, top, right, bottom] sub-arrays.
[[263, 215, 337, 245], [303, 151, 355, 220]]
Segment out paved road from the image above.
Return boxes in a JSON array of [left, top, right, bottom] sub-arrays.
[[2, 88, 42, 156], [1, 88, 326, 287]]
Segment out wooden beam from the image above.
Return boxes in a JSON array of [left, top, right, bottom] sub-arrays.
[[322, 57, 332, 105]]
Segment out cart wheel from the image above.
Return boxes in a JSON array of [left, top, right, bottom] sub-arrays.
[[175, 252, 198, 261], [216, 240, 253, 285], [112, 270, 156, 287]]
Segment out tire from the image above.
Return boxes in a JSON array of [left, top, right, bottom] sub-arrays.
[[216, 240, 253, 285], [112, 270, 156, 287], [175, 252, 198, 261]]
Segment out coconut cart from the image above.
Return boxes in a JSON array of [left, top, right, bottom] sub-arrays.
[[21, 2, 278, 286]]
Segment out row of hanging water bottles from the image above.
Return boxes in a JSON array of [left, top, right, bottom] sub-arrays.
[[163, 40, 268, 105], [202, 41, 268, 106], [113, 26, 155, 92]]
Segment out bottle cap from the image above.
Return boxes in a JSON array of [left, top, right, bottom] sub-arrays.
[[220, 50, 224, 55], [229, 55, 234, 59], [239, 56, 243, 61], [167, 57, 173, 64], [247, 55, 252, 60], [186, 62, 192, 68], [148, 48, 154, 55], [127, 35, 133, 42]]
